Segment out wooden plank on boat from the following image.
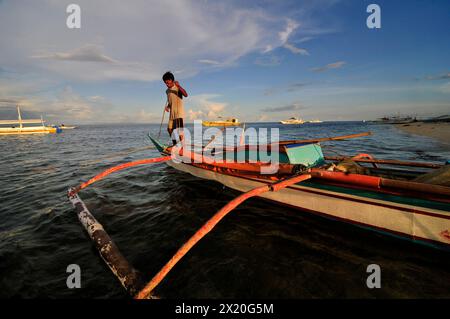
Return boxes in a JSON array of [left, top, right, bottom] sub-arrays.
[[279, 131, 372, 145], [325, 156, 442, 169], [0, 119, 43, 125]]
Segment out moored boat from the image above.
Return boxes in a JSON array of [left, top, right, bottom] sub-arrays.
[[369, 115, 417, 124], [148, 134, 450, 250], [59, 124, 77, 129], [280, 117, 305, 124], [0, 105, 60, 135], [202, 117, 240, 127]]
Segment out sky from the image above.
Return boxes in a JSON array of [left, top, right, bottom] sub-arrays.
[[0, 0, 449, 123]]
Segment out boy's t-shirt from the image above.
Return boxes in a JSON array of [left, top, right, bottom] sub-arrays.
[[166, 85, 184, 120]]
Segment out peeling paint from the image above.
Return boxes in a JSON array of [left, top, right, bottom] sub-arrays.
[[68, 189, 143, 296]]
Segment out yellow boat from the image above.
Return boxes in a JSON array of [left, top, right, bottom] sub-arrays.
[[202, 118, 240, 127], [0, 105, 59, 135]]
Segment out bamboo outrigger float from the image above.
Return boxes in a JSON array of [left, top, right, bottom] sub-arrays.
[[68, 131, 450, 298]]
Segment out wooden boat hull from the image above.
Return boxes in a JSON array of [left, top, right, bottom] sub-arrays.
[[202, 121, 240, 127], [280, 121, 305, 125], [147, 134, 450, 249], [0, 106, 59, 135], [167, 160, 450, 249], [0, 126, 57, 135]]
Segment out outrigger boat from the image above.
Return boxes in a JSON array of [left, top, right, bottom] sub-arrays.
[[67, 131, 450, 299], [280, 117, 305, 124], [147, 133, 450, 250], [0, 105, 61, 135], [202, 117, 240, 127]]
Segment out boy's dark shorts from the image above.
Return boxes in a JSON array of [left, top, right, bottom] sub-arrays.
[[168, 118, 184, 130]]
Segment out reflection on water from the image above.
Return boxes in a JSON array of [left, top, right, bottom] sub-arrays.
[[0, 122, 449, 298]]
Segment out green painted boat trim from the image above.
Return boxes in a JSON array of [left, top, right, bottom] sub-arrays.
[[298, 180, 450, 212], [148, 134, 168, 153]]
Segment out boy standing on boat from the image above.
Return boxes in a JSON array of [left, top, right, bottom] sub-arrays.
[[162, 71, 188, 145]]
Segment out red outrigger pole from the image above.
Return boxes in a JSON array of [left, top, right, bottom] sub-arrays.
[[68, 153, 315, 298]]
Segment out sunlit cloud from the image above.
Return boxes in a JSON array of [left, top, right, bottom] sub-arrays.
[[31, 44, 118, 63], [187, 94, 228, 120], [0, 1, 303, 82]]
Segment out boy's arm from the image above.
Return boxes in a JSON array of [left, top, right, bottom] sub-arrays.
[[174, 81, 188, 97]]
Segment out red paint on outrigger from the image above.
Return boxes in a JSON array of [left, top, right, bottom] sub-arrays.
[[134, 173, 313, 299], [70, 156, 171, 195], [441, 230, 450, 241]]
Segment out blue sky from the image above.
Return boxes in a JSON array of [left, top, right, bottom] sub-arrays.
[[0, 0, 449, 123]]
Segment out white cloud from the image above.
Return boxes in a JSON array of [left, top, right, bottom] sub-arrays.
[[31, 44, 118, 63], [198, 59, 222, 65], [0, 81, 160, 123], [283, 43, 309, 55], [278, 19, 299, 44], [186, 94, 228, 120], [0, 0, 299, 82], [296, 36, 314, 43]]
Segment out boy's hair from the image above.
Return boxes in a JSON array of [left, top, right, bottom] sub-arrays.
[[162, 71, 174, 82]]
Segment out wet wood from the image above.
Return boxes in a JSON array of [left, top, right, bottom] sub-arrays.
[[68, 188, 143, 296]]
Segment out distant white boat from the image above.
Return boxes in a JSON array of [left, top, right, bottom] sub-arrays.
[[280, 117, 305, 125], [60, 124, 77, 129], [0, 105, 59, 135], [307, 119, 323, 123]]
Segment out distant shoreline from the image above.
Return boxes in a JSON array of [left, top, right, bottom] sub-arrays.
[[394, 122, 450, 149]]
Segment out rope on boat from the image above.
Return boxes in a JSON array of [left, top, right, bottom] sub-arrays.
[[70, 156, 171, 195], [134, 173, 313, 299]]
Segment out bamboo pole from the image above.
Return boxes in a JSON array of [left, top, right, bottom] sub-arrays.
[[17, 105, 23, 129], [324, 156, 442, 169], [279, 131, 372, 145], [68, 189, 143, 296]]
